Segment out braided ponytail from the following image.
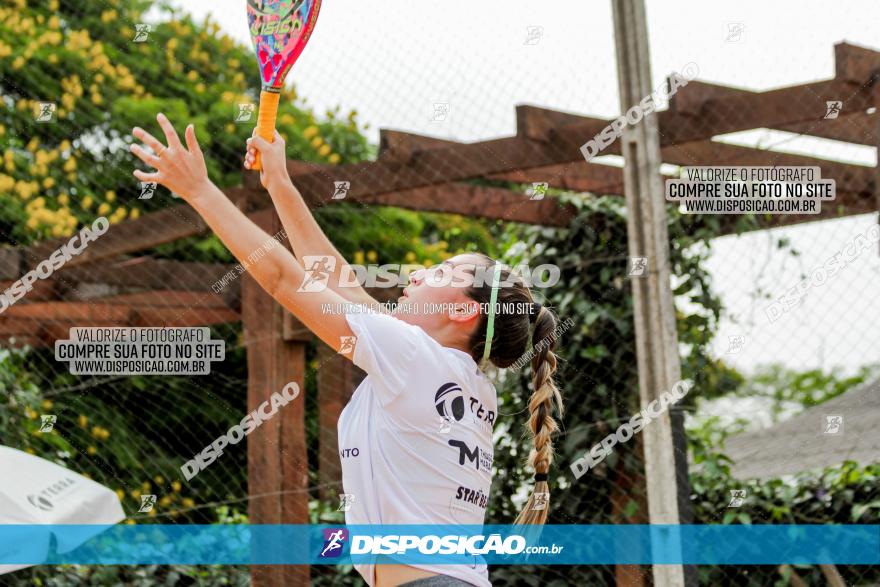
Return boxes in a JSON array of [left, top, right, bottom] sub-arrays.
[[514, 306, 562, 525], [462, 255, 564, 525]]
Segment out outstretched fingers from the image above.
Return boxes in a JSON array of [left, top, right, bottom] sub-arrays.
[[156, 112, 183, 149], [130, 144, 161, 169], [132, 126, 166, 157], [133, 169, 160, 183], [184, 124, 204, 162]]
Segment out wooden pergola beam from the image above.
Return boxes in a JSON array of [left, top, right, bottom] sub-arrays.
[[550, 68, 877, 154], [670, 80, 876, 145], [834, 41, 880, 84], [3, 152, 573, 280], [384, 111, 875, 232], [366, 182, 574, 225], [513, 106, 875, 221], [380, 127, 638, 194], [0, 294, 239, 347], [0, 187, 258, 279], [5, 45, 878, 281], [664, 43, 880, 145]]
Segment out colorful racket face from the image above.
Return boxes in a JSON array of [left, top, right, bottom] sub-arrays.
[[247, 0, 322, 92]]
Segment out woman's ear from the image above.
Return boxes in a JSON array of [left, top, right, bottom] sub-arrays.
[[447, 299, 480, 324]]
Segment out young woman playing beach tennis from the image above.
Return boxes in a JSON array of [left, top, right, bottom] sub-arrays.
[[130, 114, 563, 587]]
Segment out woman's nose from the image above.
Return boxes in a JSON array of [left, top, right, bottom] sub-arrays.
[[409, 268, 425, 285]]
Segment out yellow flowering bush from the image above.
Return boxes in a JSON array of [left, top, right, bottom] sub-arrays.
[[0, 0, 369, 247]]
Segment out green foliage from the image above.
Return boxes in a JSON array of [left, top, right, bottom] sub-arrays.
[[314, 206, 495, 267], [689, 460, 880, 586], [0, 0, 492, 269], [0, 323, 247, 521], [8, 562, 250, 586], [0, 0, 368, 245], [734, 363, 880, 420], [686, 362, 880, 585], [486, 193, 739, 585]]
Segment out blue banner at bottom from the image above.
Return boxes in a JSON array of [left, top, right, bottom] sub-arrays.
[[0, 525, 877, 566]]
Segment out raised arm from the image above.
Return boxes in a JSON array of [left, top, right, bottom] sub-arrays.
[[130, 113, 356, 353], [244, 130, 378, 308]]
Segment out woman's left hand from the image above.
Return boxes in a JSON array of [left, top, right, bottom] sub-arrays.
[[130, 113, 211, 204]]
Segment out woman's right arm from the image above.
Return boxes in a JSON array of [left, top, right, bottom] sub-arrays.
[[246, 131, 378, 308], [130, 114, 359, 354]]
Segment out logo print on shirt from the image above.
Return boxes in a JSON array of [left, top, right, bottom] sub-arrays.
[[448, 439, 493, 473], [435, 383, 496, 429], [320, 528, 348, 558], [435, 382, 465, 421], [455, 485, 488, 509], [468, 397, 496, 427]]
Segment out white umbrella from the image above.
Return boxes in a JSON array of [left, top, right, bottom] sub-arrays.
[[0, 445, 125, 574]]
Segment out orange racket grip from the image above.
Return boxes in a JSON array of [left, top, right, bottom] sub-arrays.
[[252, 90, 280, 171]]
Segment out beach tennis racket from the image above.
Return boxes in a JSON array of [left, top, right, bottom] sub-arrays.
[[247, 0, 322, 170]]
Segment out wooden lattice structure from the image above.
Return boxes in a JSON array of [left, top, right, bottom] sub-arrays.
[[1, 41, 878, 587]]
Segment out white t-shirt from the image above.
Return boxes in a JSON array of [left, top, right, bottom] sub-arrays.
[[339, 311, 497, 587]]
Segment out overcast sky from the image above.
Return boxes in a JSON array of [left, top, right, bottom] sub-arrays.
[[172, 1, 880, 375]]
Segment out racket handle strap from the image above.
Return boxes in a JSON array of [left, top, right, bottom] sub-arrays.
[[253, 90, 281, 171]]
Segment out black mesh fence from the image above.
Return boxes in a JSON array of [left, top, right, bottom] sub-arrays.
[[1, 1, 878, 586]]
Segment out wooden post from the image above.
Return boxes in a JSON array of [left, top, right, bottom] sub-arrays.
[[611, 0, 687, 585], [243, 209, 310, 587], [873, 82, 880, 255], [611, 439, 648, 587]]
